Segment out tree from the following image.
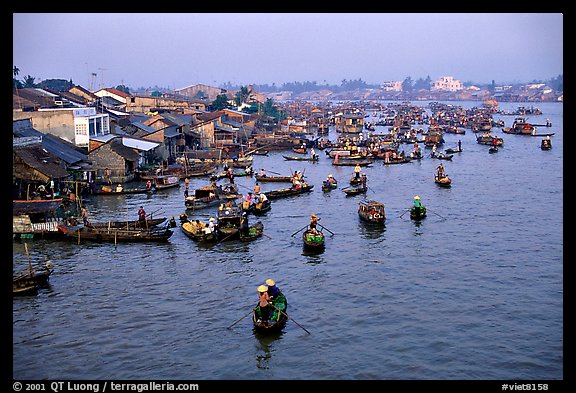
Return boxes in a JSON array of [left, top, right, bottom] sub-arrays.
[[234, 85, 253, 107], [13, 66, 23, 89], [211, 94, 232, 110], [402, 77, 414, 93], [22, 75, 36, 88], [116, 84, 130, 94], [37, 78, 74, 91]]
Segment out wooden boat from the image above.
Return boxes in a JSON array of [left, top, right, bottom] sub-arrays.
[[87, 217, 167, 230], [57, 224, 174, 242], [282, 155, 319, 162], [255, 175, 293, 183], [476, 133, 504, 146], [179, 215, 219, 243], [153, 175, 180, 190], [302, 228, 325, 251], [410, 205, 427, 220], [91, 185, 152, 195], [431, 152, 453, 161], [332, 159, 373, 166], [185, 184, 241, 210], [13, 198, 64, 215], [183, 165, 218, 178], [13, 260, 54, 295], [253, 293, 288, 332], [241, 198, 271, 215], [343, 186, 367, 196], [212, 168, 253, 180], [541, 139, 552, 150], [434, 174, 452, 187], [230, 156, 254, 168], [322, 180, 338, 192], [350, 176, 362, 186], [251, 150, 269, 156], [239, 221, 264, 242], [489, 146, 499, 154], [292, 148, 307, 154], [264, 184, 314, 200], [358, 200, 385, 225], [217, 204, 243, 240], [445, 147, 462, 154], [382, 156, 412, 164]]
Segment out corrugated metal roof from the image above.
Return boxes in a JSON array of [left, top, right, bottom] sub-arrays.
[[130, 121, 157, 134], [163, 125, 180, 138], [13, 119, 88, 165], [121, 136, 159, 151]]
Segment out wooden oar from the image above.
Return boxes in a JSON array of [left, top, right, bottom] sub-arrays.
[[427, 208, 447, 220], [399, 208, 411, 218], [269, 304, 311, 335], [227, 307, 257, 329], [290, 224, 310, 237], [318, 224, 335, 236], [216, 231, 238, 244]]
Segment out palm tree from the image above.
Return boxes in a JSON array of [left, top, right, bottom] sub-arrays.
[[13, 66, 22, 109]]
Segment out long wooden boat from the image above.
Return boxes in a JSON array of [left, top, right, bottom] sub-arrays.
[[253, 293, 288, 332], [13, 198, 63, 215], [264, 184, 314, 200], [154, 175, 180, 190], [431, 153, 453, 161], [434, 174, 452, 187], [410, 205, 427, 220], [87, 217, 167, 230], [358, 200, 385, 225], [445, 147, 462, 154], [282, 155, 319, 162], [302, 228, 325, 251], [57, 224, 174, 242], [254, 175, 293, 183], [13, 261, 54, 296], [185, 184, 241, 210], [91, 185, 152, 195], [476, 133, 504, 146], [343, 186, 367, 196], [332, 159, 373, 166], [183, 165, 218, 178], [382, 156, 412, 165]]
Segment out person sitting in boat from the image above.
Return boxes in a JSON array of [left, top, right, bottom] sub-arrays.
[[360, 174, 367, 188], [116, 184, 123, 192], [327, 174, 337, 185], [145, 180, 152, 191], [255, 285, 272, 323], [205, 217, 216, 234], [266, 279, 282, 299], [293, 178, 302, 189], [138, 206, 146, 221], [258, 168, 267, 177], [436, 163, 445, 178]]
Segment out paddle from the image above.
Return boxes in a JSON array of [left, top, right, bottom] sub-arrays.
[[290, 224, 310, 237], [427, 208, 447, 220], [227, 307, 257, 329], [318, 224, 335, 236], [399, 208, 411, 218], [261, 232, 272, 239], [216, 230, 238, 244], [269, 304, 311, 335]]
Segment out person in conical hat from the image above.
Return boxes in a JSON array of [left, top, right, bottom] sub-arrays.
[[310, 213, 320, 231], [256, 285, 271, 322], [413, 195, 422, 208], [266, 279, 281, 298]]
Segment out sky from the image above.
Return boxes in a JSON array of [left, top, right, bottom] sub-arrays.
[[13, 13, 563, 90]]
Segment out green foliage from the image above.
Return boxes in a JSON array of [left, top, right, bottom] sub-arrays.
[[211, 94, 232, 110], [116, 84, 130, 94], [37, 78, 74, 92]]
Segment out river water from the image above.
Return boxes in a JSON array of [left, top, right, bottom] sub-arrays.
[[12, 101, 563, 382]]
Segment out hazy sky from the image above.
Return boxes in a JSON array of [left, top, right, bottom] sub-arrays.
[[13, 13, 563, 90]]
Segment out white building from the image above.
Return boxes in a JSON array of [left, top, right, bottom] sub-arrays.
[[381, 81, 402, 91], [431, 76, 463, 92]]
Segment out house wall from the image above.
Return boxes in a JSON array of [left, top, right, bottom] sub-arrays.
[[191, 121, 215, 149], [88, 144, 134, 183], [125, 96, 191, 113], [13, 110, 76, 144]]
